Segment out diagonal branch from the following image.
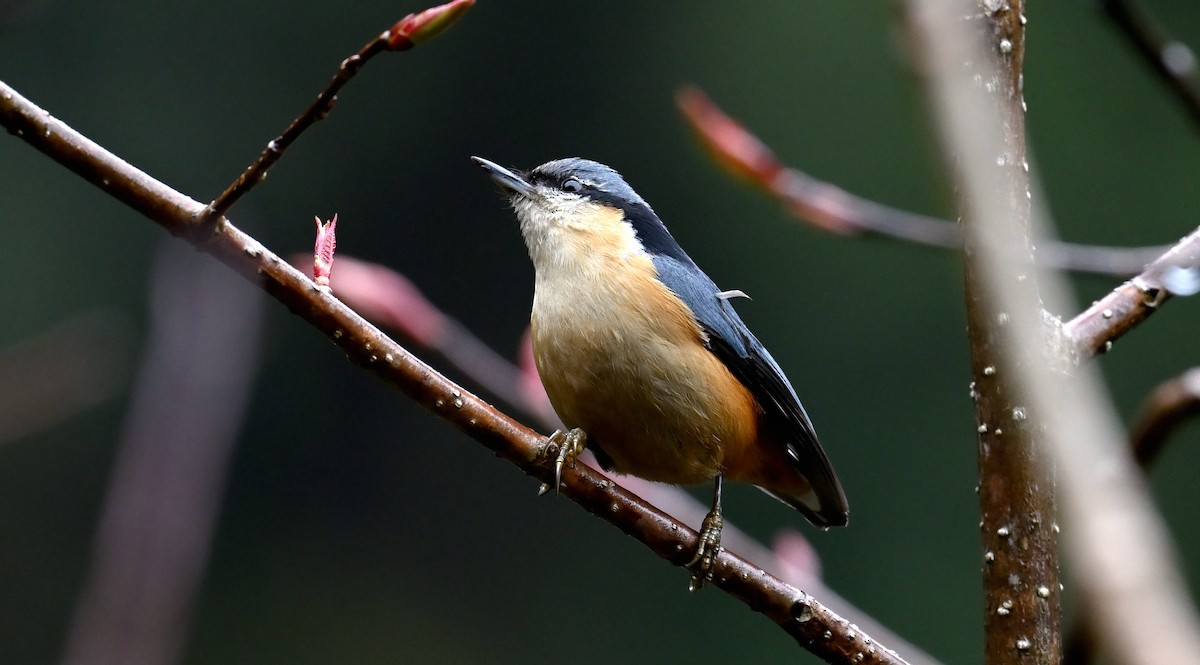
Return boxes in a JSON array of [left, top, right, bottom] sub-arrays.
[[203, 0, 474, 221], [316, 255, 946, 665], [201, 34, 388, 221], [0, 80, 910, 665], [677, 84, 1200, 361]]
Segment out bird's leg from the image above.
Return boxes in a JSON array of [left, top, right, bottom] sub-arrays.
[[687, 475, 725, 591], [537, 428, 587, 495]]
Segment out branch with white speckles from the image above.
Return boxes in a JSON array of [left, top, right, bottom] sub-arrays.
[[1062, 225, 1200, 360], [0, 78, 915, 665]]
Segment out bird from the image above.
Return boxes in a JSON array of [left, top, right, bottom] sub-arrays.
[[472, 156, 848, 589]]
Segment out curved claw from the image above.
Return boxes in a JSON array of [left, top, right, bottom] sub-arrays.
[[687, 476, 725, 591], [687, 509, 724, 591], [555, 442, 567, 490], [537, 428, 587, 495]]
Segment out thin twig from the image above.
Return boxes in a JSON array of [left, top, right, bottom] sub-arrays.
[[1130, 366, 1200, 467], [202, 38, 387, 220], [0, 80, 910, 665], [1062, 224, 1200, 360], [1100, 0, 1200, 128], [905, 2, 1200, 665], [676, 85, 1168, 277], [203, 0, 473, 221]]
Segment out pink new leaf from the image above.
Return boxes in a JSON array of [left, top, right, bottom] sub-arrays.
[[313, 214, 338, 287]]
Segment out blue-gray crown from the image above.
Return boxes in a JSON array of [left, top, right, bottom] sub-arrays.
[[528, 158, 693, 264]]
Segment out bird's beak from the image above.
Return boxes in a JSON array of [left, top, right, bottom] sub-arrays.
[[472, 156, 535, 198]]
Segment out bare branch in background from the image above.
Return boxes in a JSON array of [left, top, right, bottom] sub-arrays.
[[61, 241, 264, 665], [676, 85, 1167, 277], [1100, 0, 1200, 128], [1130, 367, 1200, 467], [904, 2, 1200, 664]]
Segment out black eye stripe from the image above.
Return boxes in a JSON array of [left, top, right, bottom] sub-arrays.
[[525, 170, 586, 194]]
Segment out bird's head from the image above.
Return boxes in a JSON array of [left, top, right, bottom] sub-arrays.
[[473, 156, 687, 269]]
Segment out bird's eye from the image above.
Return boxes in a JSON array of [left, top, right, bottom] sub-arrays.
[[562, 177, 584, 193]]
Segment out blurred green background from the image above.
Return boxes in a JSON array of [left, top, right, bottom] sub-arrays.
[[2, 1, 1199, 663]]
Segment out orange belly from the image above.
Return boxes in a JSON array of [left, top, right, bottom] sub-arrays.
[[528, 219, 776, 488], [532, 308, 762, 486], [508, 177, 841, 525]]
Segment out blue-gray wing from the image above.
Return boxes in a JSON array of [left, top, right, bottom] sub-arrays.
[[652, 255, 848, 527]]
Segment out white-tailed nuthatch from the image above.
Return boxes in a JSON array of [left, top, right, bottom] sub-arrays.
[[473, 156, 848, 589]]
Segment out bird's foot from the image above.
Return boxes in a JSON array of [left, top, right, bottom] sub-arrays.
[[687, 508, 724, 591], [537, 428, 587, 495]]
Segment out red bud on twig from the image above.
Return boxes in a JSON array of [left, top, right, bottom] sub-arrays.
[[314, 214, 338, 287], [386, 0, 475, 51], [676, 85, 785, 189], [677, 86, 866, 236]]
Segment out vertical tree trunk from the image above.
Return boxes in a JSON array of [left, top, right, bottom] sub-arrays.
[[960, 2, 1062, 662]]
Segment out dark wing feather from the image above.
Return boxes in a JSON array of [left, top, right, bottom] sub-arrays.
[[652, 255, 848, 527]]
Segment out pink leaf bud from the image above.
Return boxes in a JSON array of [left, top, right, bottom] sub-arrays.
[[386, 0, 475, 51], [314, 214, 338, 287]]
